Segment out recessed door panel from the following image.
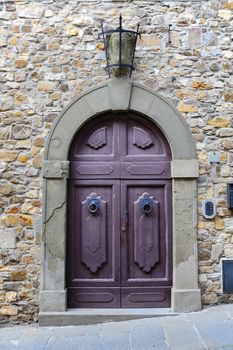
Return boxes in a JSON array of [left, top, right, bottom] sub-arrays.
[[120, 181, 172, 307], [67, 112, 172, 308], [67, 180, 120, 308], [119, 117, 171, 161], [69, 117, 119, 161]]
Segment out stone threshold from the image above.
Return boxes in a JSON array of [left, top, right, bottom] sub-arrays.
[[39, 308, 178, 326]]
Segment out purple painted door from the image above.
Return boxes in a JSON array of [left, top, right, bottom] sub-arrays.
[[67, 112, 172, 308]]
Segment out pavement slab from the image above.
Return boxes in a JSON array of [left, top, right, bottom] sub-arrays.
[[162, 315, 207, 350], [130, 317, 169, 350], [217, 304, 233, 319], [97, 321, 130, 350], [46, 334, 100, 350], [188, 312, 233, 350]]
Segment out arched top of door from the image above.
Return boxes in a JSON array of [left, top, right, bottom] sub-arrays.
[[45, 79, 196, 161]]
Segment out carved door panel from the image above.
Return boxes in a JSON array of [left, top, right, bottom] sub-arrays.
[[67, 112, 172, 308], [120, 181, 172, 307], [67, 180, 121, 307]]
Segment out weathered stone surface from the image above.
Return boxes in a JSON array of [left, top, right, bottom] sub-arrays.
[[0, 151, 18, 162], [37, 81, 56, 92], [33, 137, 44, 147], [208, 117, 230, 128], [224, 91, 233, 101], [219, 9, 232, 20], [0, 181, 12, 195], [214, 217, 224, 230], [177, 103, 197, 113], [32, 154, 42, 169], [0, 305, 18, 316], [225, 218, 233, 233], [19, 215, 33, 227], [211, 243, 223, 262], [224, 246, 233, 258], [12, 125, 31, 140], [11, 270, 27, 281], [0, 126, 9, 140], [191, 81, 212, 89], [23, 255, 34, 264], [14, 93, 28, 106], [5, 291, 17, 302], [188, 28, 201, 47], [6, 215, 20, 227], [202, 293, 218, 305], [222, 138, 233, 149], [66, 24, 79, 36], [0, 228, 16, 248], [220, 165, 231, 177], [43, 161, 69, 178], [18, 154, 29, 163], [217, 128, 233, 137], [0, 96, 14, 111], [138, 34, 160, 47], [18, 4, 44, 19], [14, 59, 27, 68]]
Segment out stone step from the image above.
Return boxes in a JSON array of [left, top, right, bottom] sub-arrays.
[[39, 308, 177, 326]]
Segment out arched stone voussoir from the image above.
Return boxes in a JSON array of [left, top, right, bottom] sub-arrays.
[[130, 83, 196, 160], [45, 79, 196, 161]]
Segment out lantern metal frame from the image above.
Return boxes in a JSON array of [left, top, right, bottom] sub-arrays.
[[99, 15, 140, 78]]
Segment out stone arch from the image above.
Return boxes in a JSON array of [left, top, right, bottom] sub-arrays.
[[45, 79, 195, 161], [39, 79, 201, 324]]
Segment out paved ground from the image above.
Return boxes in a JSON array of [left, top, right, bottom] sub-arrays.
[[1, 304, 233, 350]]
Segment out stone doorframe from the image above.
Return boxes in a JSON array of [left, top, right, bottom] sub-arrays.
[[40, 79, 201, 314]]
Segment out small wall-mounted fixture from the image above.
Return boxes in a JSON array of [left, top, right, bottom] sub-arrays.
[[208, 152, 220, 164], [227, 183, 233, 209], [202, 199, 216, 219], [99, 15, 140, 78], [168, 24, 172, 45]]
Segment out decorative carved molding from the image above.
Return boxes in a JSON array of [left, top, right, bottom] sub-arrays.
[[87, 127, 107, 150], [81, 193, 107, 273], [43, 160, 69, 178], [134, 192, 159, 273], [133, 127, 153, 149]]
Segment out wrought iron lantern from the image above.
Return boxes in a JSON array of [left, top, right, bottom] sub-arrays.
[[99, 15, 140, 78]]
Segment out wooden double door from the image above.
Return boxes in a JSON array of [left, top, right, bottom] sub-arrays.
[[67, 112, 172, 308]]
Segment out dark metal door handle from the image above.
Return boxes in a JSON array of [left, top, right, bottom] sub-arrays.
[[121, 211, 128, 232]]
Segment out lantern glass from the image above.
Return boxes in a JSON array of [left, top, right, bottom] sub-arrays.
[[99, 16, 140, 78]]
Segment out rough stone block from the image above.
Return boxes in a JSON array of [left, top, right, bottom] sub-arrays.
[[37, 81, 56, 92], [18, 3, 44, 19], [40, 290, 66, 312], [172, 289, 201, 312], [11, 270, 27, 281], [0, 228, 16, 248], [171, 160, 199, 178], [0, 151, 18, 162], [108, 78, 132, 110], [0, 305, 18, 316], [225, 218, 233, 233], [178, 103, 197, 113], [12, 125, 31, 140], [43, 161, 69, 178]]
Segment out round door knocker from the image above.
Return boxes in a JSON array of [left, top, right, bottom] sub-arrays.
[[88, 198, 100, 214], [140, 198, 153, 215]]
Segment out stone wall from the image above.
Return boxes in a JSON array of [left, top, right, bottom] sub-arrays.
[[0, 0, 232, 323]]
